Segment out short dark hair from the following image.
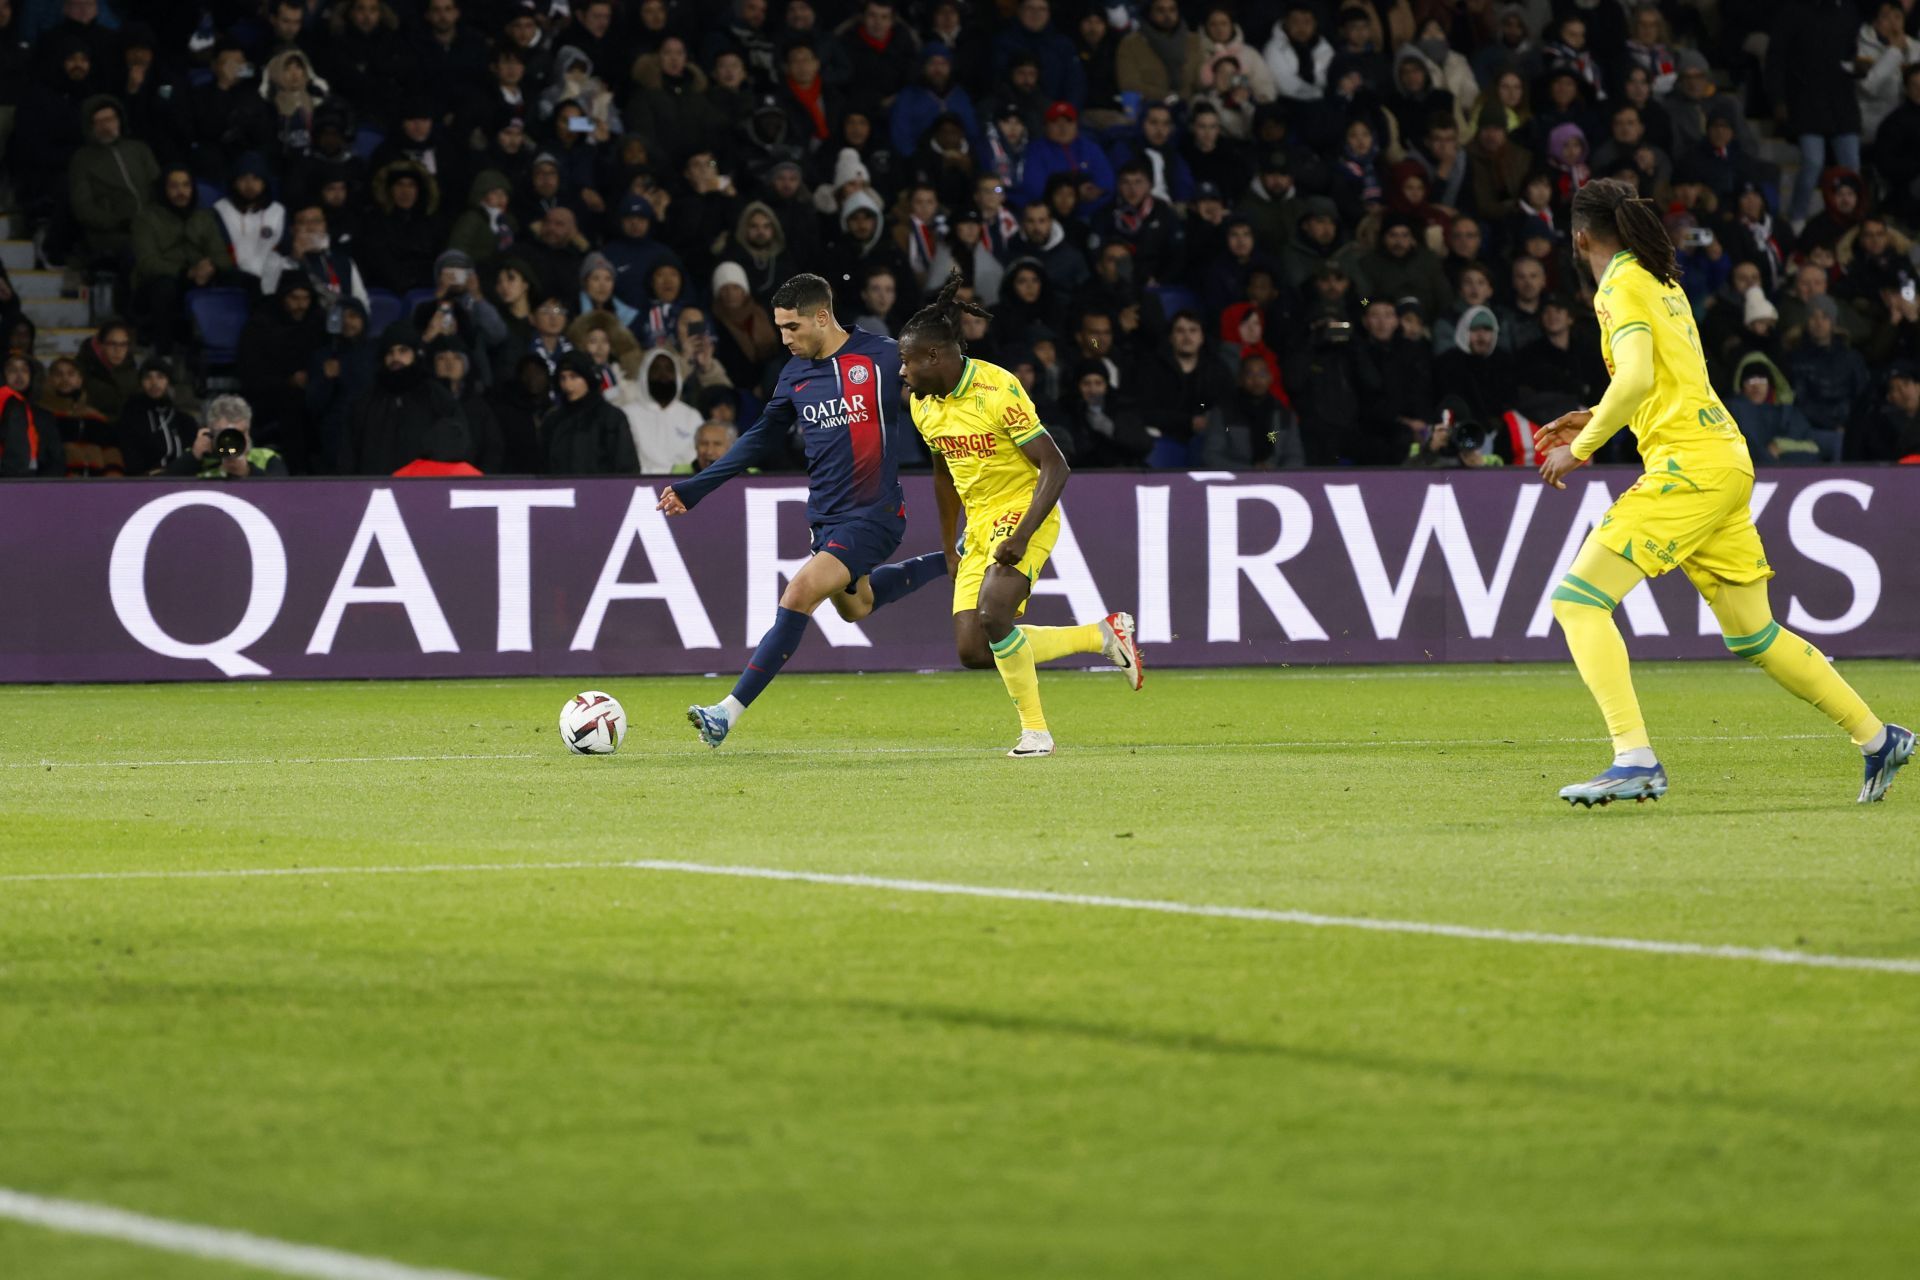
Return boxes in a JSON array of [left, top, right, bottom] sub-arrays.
[[772, 273, 835, 314], [1117, 160, 1151, 181]]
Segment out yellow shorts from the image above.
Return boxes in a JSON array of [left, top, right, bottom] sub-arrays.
[[1586, 462, 1773, 594], [952, 505, 1060, 616]]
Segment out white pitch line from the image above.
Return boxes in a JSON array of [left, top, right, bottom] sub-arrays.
[[0, 1187, 502, 1280], [0, 733, 1836, 771], [1, 858, 1913, 976]]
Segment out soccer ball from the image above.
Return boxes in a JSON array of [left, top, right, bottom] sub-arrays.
[[559, 691, 627, 755]]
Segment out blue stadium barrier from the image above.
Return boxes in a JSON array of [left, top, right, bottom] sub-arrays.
[[186, 288, 251, 367]]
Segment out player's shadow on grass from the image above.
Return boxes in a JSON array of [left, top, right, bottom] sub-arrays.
[[828, 995, 1909, 1130]]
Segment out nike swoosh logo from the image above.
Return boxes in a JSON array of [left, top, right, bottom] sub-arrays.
[[1115, 652, 1132, 668], [794, 380, 811, 391]]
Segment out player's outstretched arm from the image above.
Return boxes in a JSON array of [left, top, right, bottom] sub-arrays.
[[1542, 328, 1654, 489], [994, 431, 1070, 566], [657, 396, 797, 514]]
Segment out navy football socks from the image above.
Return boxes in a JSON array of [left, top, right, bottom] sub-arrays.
[[868, 552, 948, 610], [731, 606, 810, 708]]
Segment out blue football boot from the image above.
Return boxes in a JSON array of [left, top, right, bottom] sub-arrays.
[[1559, 763, 1668, 808], [1859, 723, 1915, 803], [686, 703, 732, 749]]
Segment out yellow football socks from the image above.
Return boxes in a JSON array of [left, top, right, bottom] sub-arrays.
[[988, 627, 1048, 731], [1709, 581, 1883, 746], [1019, 622, 1104, 664], [1550, 551, 1654, 754]]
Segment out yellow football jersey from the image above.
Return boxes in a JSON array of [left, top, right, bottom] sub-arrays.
[[911, 357, 1051, 520], [1592, 251, 1753, 476]]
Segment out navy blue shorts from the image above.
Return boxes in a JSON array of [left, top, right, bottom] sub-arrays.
[[812, 503, 907, 582]]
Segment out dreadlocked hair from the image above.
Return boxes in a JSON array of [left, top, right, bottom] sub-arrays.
[[1571, 178, 1678, 287], [900, 266, 994, 351]]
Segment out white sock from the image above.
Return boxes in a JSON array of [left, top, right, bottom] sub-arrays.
[[1863, 726, 1888, 755], [721, 694, 747, 724], [1614, 747, 1658, 768]]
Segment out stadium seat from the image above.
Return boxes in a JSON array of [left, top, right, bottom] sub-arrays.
[[1149, 285, 1201, 319], [352, 127, 385, 160], [367, 289, 403, 335], [195, 180, 224, 210], [186, 288, 251, 368], [401, 287, 438, 317]]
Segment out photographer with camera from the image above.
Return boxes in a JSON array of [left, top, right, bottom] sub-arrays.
[[166, 395, 288, 479]]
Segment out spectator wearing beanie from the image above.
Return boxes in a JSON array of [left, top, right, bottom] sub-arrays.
[[116, 358, 198, 476], [578, 251, 639, 331], [544, 348, 639, 474], [1786, 294, 1871, 440], [709, 261, 782, 393]]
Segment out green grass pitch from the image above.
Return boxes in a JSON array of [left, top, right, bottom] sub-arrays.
[[2, 662, 1917, 1279]]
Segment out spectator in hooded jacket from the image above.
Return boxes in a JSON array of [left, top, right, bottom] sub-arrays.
[[544, 348, 640, 474], [1730, 354, 1839, 465], [69, 93, 159, 267], [1862, 361, 1920, 460], [620, 346, 705, 473]]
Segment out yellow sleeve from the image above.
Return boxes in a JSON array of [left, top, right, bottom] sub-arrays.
[[995, 379, 1049, 447], [1572, 325, 1654, 461]]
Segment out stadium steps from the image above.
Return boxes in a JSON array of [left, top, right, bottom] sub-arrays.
[[25, 295, 91, 328], [37, 327, 95, 356], [0, 237, 30, 271], [8, 268, 63, 299]]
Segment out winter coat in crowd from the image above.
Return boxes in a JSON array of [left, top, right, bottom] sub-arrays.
[[131, 171, 231, 290], [543, 350, 640, 474], [116, 383, 199, 476], [68, 94, 160, 261], [1728, 352, 1839, 464], [351, 322, 470, 475]]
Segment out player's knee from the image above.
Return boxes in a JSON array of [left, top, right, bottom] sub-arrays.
[[1723, 616, 1783, 666], [958, 638, 995, 669], [1550, 576, 1617, 629], [831, 595, 872, 622]]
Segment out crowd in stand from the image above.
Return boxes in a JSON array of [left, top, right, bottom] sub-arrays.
[[4, 0, 1920, 479]]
